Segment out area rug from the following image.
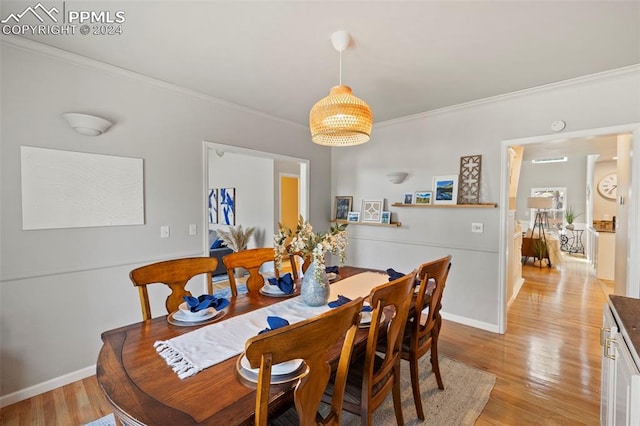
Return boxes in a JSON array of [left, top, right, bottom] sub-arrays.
[[85, 413, 115, 426], [278, 356, 496, 425], [86, 357, 494, 426]]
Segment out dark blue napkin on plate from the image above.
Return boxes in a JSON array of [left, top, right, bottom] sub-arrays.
[[259, 316, 290, 334], [328, 295, 373, 312], [183, 294, 230, 312], [386, 268, 405, 281], [267, 273, 294, 294], [325, 266, 339, 274]]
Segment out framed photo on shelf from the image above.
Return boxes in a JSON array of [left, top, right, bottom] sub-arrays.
[[433, 175, 458, 205], [361, 199, 384, 222], [381, 211, 391, 224], [403, 192, 414, 204], [334, 196, 353, 221], [347, 211, 360, 222], [414, 191, 432, 205]]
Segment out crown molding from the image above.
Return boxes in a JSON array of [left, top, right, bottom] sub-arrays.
[[0, 35, 307, 130], [375, 64, 640, 128]]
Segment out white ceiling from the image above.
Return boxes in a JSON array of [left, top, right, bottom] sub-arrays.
[[3, 1, 639, 127]]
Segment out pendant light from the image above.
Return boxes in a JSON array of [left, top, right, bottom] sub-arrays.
[[309, 31, 373, 146]]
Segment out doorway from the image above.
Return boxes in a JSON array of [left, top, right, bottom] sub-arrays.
[[202, 142, 309, 253], [499, 123, 640, 333], [279, 174, 299, 231]]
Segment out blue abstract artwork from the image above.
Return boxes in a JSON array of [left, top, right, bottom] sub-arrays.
[[208, 188, 218, 224], [219, 188, 235, 225]]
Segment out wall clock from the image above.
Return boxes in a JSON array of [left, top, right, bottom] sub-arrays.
[[597, 173, 617, 200]]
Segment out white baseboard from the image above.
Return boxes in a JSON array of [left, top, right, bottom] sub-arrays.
[[508, 277, 526, 307], [0, 365, 95, 408], [441, 311, 501, 334]]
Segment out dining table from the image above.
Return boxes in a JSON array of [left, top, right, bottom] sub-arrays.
[[96, 266, 397, 425]]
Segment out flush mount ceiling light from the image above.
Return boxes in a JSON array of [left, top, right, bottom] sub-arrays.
[[62, 113, 113, 136], [309, 30, 373, 147], [531, 157, 567, 164]]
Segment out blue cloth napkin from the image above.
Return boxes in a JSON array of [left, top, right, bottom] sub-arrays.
[[267, 273, 294, 294], [183, 294, 230, 312], [386, 268, 405, 281], [325, 266, 339, 274], [259, 316, 290, 334], [328, 295, 373, 312]]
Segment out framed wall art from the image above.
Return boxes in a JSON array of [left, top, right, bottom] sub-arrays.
[[218, 187, 236, 225], [381, 211, 391, 224], [347, 211, 360, 222], [334, 196, 353, 221], [361, 199, 383, 222], [414, 191, 432, 205], [208, 188, 218, 224], [403, 192, 414, 204], [433, 175, 458, 205], [458, 154, 482, 204]]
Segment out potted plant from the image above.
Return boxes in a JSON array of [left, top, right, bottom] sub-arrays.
[[216, 224, 255, 252], [565, 206, 582, 230], [216, 225, 255, 277], [531, 239, 548, 269]]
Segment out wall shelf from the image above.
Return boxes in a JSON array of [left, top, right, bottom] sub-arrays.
[[391, 202, 497, 209], [330, 219, 401, 227]]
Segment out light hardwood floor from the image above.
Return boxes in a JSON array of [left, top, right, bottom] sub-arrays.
[[1, 254, 606, 425]]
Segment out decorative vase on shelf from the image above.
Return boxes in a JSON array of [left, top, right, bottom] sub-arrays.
[[566, 223, 575, 230], [301, 262, 330, 307]]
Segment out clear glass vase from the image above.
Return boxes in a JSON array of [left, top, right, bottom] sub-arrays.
[[300, 261, 330, 306]]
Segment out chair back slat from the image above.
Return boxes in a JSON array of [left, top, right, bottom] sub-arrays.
[[244, 297, 364, 426], [362, 272, 416, 418], [222, 248, 278, 294], [129, 257, 219, 320]]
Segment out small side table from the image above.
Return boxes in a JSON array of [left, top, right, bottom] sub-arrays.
[[561, 229, 584, 254]]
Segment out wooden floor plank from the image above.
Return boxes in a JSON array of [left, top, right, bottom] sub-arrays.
[[0, 254, 606, 424]]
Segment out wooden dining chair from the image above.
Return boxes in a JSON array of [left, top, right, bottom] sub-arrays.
[[244, 297, 364, 426], [288, 247, 311, 281], [223, 247, 285, 295], [327, 272, 416, 426], [129, 257, 219, 321], [402, 255, 452, 420]]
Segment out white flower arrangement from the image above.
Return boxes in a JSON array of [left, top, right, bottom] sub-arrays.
[[274, 216, 348, 282]]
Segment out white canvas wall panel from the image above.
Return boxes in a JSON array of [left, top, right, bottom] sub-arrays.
[[20, 146, 144, 230]]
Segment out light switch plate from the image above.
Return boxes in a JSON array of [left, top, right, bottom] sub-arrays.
[[189, 224, 197, 235], [160, 225, 170, 238]]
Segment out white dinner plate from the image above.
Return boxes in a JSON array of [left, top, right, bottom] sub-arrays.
[[240, 354, 303, 376], [173, 308, 217, 322], [259, 284, 296, 297], [261, 284, 285, 295]]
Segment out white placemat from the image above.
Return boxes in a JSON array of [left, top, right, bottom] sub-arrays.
[[154, 271, 389, 379]]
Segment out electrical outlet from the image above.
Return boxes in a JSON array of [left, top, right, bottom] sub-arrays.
[[471, 223, 483, 233], [160, 225, 170, 238], [189, 224, 197, 235]]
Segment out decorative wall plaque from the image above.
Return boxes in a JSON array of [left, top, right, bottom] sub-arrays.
[[458, 155, 482, 204]]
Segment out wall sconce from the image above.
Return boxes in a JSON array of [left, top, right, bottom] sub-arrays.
[[386, 172, 408, 184], [63, 113, 113, 136]]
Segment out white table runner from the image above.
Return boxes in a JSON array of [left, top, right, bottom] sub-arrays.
[[154, 271, 388, 379]]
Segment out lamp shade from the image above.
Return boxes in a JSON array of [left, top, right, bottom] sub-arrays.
[[309, 85, 373, 146], [527, 196, 553, 209]]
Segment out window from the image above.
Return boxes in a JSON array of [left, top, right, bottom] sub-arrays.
[[530, 187, 566, 231]]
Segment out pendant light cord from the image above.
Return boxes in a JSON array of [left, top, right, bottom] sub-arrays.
[[339, 51, 342, 86]]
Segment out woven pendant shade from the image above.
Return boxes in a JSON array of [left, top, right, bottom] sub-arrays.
[[309, 85, 373, 146]]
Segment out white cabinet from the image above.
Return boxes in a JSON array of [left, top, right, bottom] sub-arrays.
[[601, 300, 640, 425]]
